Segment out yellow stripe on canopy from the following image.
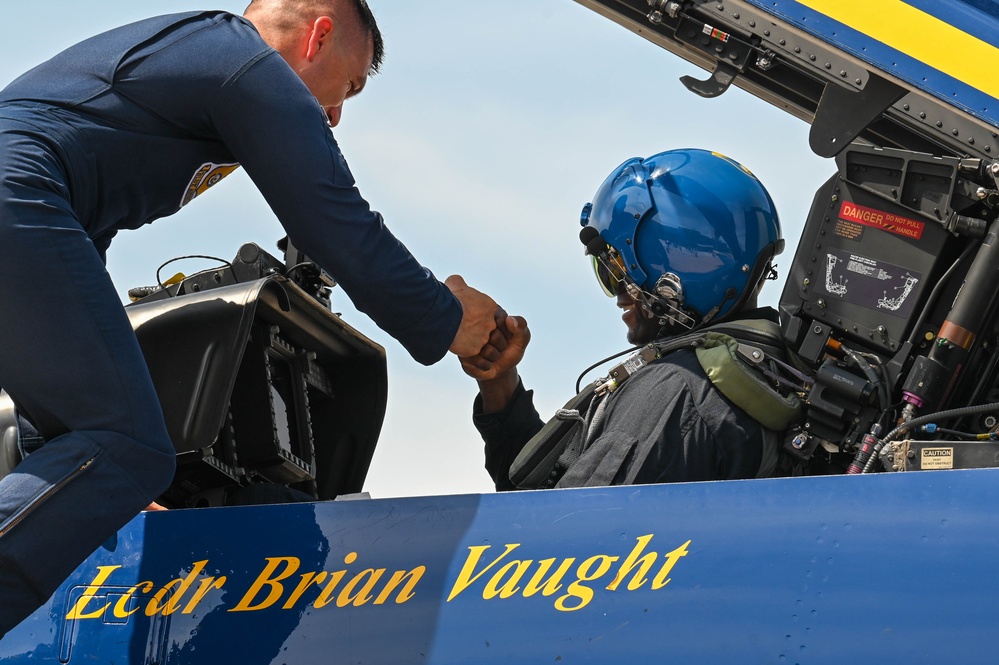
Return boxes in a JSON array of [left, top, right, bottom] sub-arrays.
[[797, 0, 999, 99]]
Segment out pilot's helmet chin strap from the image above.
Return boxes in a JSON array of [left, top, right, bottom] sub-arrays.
[[629, 273, 698, 333]]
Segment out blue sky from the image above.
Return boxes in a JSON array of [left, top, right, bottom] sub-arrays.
[[0, 1, 831, 497]]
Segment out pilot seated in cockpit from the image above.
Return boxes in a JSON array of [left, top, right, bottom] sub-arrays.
[[460, 149, 802, 490]]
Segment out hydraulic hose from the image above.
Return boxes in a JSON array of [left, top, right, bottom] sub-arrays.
[[851, 401, 999, 473]]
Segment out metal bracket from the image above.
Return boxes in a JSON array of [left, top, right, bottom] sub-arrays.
[[672, 12, 752, 99], [809, 74, 907, 157], [681, 61, 739, 98], [737, 343, 765, 364]]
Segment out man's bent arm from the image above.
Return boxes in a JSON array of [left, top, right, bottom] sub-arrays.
[[211, 51, 462, 364], [472, 380, 544, 490]]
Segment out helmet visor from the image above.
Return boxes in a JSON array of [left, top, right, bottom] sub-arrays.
[[591, 248, 628, 297]]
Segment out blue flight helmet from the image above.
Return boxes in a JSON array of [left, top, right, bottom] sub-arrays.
[[580, 148, 783, 332]]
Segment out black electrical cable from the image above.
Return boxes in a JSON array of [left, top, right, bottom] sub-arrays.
[[284, 262, 316, 280], [842, 344, 889, 413], [883, 402, 999, 443], [575, 346, 642, 394], [155, 255, 233, 296], [929, 427, 992, 440], [906, 243, 976, 347]]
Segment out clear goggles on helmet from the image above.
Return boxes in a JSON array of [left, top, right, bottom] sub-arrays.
[[591, 246, 629, 297]]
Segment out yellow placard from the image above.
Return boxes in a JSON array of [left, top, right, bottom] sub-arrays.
[[921, 447, 954, 470]]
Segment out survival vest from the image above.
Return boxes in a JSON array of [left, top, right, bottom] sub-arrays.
[[508, 318, 806, 489]]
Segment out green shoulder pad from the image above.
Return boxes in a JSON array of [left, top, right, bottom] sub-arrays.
[[695, 332, 802, 431]]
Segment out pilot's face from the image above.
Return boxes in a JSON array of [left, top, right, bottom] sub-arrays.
[[616, 284, 661, 345]]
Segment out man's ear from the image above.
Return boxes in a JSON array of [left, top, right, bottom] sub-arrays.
[[305, 16, 334, 61]]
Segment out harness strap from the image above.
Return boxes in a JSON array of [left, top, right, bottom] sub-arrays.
[[509, 318, 803, 488]]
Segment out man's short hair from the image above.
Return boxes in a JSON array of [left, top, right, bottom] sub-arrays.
[[245, 0, 384, 73], [348, 0, 384, 74]]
